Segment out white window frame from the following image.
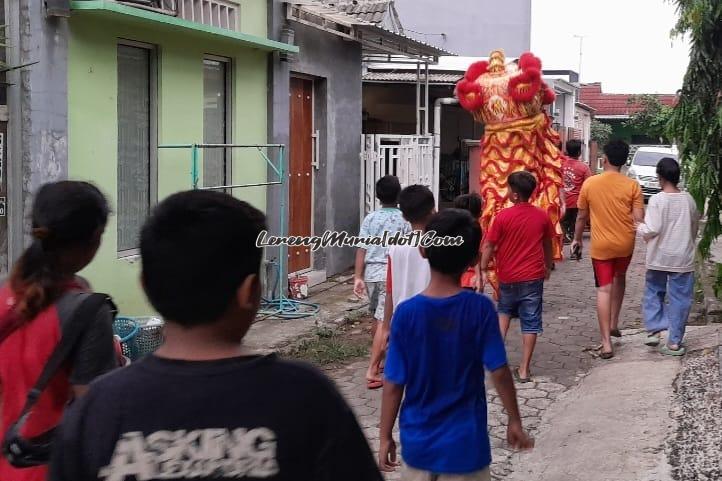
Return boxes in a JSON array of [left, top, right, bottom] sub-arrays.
[[117, 39, 158, 258], [203, 54, 233, 189]]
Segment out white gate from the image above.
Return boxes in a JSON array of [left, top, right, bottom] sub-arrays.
[[360, 134, 437, 224]]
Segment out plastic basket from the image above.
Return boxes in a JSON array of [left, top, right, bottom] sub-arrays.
[[113, 317, 140, 359], [131, 317, 164, 360]]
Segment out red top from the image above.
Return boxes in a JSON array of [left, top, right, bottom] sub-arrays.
[[485, 203, 554, 284], [0, 283, 79, 481], [562, 156, 592, 208]]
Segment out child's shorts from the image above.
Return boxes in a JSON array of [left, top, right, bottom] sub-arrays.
[[497, 279, 544, 334], [366, 281, 386, 321], [402, 465, 490, 481]]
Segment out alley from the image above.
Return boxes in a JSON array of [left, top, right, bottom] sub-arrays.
[[326, 238, 647, 480]]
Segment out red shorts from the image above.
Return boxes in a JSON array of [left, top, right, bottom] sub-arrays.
[[592, 256, 632, 287]]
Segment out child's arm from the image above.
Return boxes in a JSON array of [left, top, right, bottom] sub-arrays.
[[353, 248, 367, 297], [490, 366, 534, 450], [543, 237, 553, 279], [379, 382, 403, 472], [637, 196, 661, 242]]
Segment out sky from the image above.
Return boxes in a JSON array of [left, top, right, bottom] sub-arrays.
[[530, 0, 690, 94]]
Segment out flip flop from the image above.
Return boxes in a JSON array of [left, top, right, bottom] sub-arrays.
[[610, 329, 622, 338], [366, 379, 383, 390], [659, 345, 686, 357], [644, 334, 661, 347], [599, 350, 614, 360], [513, 367, 532, 383]]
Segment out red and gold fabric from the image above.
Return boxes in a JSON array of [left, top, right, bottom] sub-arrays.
[[456, 50, 564, 299]]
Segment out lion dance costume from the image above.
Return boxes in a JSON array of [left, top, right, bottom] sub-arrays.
[[455, 50, 564, 298]]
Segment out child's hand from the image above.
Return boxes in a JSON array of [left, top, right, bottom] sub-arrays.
[[353, 278, 366, 298], [378, 437, 400, 472], [507, 421, 535, 451]]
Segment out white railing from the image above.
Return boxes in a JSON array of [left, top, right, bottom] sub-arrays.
[[178, 0, 240, 30], [360, 134, 435, 224]]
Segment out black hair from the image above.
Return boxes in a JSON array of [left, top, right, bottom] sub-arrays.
[[603, 139, 630, 167], [565, 139, 582, 158], [9, 181, 109, 321], [140, 190, 266, 326], [453, 193, 483, 219], [656, 157, 680, 185], [376, 175, 402, 205], [398, 185, 435, 223], [424, 209, 481, 275], [508, 171, 537, 201]]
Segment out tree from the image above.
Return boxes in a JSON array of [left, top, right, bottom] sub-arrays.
[[624, 94, 674, 143], [590, 119, 613, 146], [668, 0, 722, 256]]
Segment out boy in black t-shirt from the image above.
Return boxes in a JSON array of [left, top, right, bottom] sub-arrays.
[[50, 190, 383, 481]]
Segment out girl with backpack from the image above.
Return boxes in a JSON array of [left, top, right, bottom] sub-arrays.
[[0, 181, 118, 481]]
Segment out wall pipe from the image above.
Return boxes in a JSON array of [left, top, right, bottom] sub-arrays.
[[433, 97, 459, 207]]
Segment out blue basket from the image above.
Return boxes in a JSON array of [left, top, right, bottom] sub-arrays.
[[113, 317, 140, 359]]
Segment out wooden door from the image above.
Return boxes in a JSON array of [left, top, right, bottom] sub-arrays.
[[289, 77, 313, 273]]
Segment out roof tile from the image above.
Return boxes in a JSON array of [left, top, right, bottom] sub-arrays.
[[580, 83, 676, 117]]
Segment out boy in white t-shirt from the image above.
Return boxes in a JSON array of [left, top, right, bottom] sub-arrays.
[[366, 185, 435, 388], [637, 157, 700, 356]]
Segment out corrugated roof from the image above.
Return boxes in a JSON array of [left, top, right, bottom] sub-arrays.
[[580, 83, 676, 117], [334, 0, 390, 24], [363, 71, 462, 83], [287, 2, 454, 58]]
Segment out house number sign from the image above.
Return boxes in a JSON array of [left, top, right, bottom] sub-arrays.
[[0, 197, 5, 217]]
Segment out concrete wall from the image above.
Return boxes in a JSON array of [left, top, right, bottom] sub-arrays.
[[67, 14, 269, 315], [6, 0, 69, 267], [268, 1, 362, 278], [393, 0, 531, 57]]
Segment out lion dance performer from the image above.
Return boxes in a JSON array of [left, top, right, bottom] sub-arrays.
[[455, 49, 564, 298]]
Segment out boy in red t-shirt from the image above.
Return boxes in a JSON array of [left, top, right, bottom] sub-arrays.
[[561, 139, 592, 244], [481, 171, 553, 383]]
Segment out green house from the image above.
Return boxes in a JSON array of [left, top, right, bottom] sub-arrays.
[[2, 0, 296, 314]]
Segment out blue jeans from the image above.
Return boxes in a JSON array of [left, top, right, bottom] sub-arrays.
[[642, 270, 694, 346], [497, 279, 544, 334]]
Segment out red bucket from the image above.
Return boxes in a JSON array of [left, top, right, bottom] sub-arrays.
[[288, 276, 309, 299]]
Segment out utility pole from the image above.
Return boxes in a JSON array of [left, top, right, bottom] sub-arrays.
[[573, 34, 586, 82]]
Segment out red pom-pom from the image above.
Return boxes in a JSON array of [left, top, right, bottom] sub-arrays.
[[542, 85, 556, 105], [455, 79, 484, 111], [518, 52, 542, 71], [465, 61, 488, 81], [508, 69, 541, 102]]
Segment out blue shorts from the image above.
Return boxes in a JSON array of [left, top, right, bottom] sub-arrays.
[[497, 279, 544, 334]]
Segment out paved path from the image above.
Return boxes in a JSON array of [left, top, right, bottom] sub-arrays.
[[325, 237, 648, 480]]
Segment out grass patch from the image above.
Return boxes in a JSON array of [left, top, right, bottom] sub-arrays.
[[286, 326, 370, 366]]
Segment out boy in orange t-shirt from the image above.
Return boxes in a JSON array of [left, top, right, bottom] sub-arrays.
[[571, 140, 644, 359]]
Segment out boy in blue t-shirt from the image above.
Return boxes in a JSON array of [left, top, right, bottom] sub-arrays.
[[354, 175, 409, 325], [379, 209, 533, 479]]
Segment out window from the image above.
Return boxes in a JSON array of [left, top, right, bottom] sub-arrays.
[[203, 57, 231, 189], [117, 43, 157, 255]]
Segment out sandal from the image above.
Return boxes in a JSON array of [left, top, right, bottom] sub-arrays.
[[644, 333, 661, 347], [513, 367, 532, 383], [610, 329, 622, 338], [659, 345, 686, 357], [599, 350, 614, 360], [366, 379, 383, 390]]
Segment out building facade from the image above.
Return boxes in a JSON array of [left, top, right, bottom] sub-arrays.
[[3, 0, 294, 314], [392, 0, 531, 57]]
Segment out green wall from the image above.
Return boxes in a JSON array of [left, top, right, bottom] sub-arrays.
[[68, 14, 269, 315]]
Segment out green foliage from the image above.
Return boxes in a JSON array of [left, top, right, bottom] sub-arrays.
[[667, 0, 722, 257], [590, 119, 613, 146], [624, 94, 674, 142]]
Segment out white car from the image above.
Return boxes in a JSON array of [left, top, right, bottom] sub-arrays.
[[626, 146, 680, 200]]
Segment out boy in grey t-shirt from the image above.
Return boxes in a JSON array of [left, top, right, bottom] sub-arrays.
[[354, 176, 409, 327], [637, 157, 700, 356]]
